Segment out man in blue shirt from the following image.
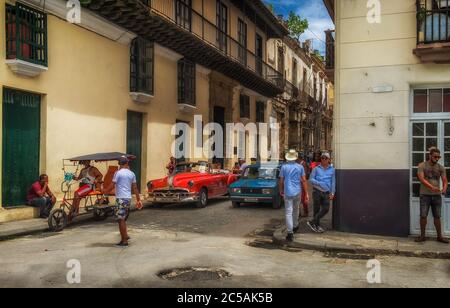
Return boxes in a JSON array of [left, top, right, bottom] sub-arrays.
[[307, 152, 336, 233], [279, 150, 309, 242]]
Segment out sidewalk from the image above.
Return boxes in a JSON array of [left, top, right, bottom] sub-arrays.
[[273, 227, 450, 259], [0, 203, 141, 241]]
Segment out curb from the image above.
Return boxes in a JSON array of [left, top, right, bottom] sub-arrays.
[[0, 204, 142, 242], [273, 228, 450, 260]]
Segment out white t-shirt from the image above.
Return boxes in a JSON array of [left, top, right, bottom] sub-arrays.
[[113, 168, 137, 199]]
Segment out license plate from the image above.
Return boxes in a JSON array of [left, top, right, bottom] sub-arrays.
[[244, 198, 259, 202]]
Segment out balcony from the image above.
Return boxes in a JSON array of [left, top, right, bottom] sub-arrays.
[[284, 80, 299, 100], [5, 3, 48, 77], [414, 0, 450, 63], [82, 0, 284, 97]]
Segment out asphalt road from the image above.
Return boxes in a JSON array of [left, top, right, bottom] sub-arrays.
[[0, 198, 449, 288]]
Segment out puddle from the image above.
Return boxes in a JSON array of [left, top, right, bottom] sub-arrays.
[[158, 267, 231, 281]]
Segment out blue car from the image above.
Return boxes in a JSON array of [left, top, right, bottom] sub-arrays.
[[229, 163, 284, 209]]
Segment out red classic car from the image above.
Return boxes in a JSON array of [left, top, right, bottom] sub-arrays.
[[147, 162, 239, 208]]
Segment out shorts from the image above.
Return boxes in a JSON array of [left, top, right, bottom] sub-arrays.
[[76, 184, 93, 197], [115, 198, 131, 221], [420, 195, 442, 219]]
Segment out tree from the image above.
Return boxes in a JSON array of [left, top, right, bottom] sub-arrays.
[[286, 11, 309, 41]]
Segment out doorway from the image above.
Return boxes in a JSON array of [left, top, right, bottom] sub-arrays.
[[2, 88, 41, 207], [411, 120, 450, 236], [127, 111, 143, 190], [213, 106, 225, 168]]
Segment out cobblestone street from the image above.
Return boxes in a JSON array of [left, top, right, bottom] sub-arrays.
[[0, 199, 449, 288]]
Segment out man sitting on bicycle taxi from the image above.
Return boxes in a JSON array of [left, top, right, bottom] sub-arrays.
[[69, 160, 103, 221]]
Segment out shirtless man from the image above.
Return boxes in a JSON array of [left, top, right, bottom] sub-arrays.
[[69, 160, 103, 222]]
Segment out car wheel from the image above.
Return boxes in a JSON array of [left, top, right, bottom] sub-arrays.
[[273, 196, 283, 209], [196, 188, 208, 208], [232, 201, 240, 208]]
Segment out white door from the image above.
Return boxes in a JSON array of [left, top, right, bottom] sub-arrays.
[[410, 121, 450, 236]]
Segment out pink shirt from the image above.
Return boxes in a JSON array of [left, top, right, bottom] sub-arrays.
[[27, 181, 44, 202]]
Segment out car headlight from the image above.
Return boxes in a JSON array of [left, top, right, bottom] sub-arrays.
[[231, 188, 241, 194], [262, 189, 273, 195]]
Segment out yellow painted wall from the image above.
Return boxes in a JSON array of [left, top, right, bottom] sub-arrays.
[[334, 0, 450, 170], [0, 4, 210, 208]]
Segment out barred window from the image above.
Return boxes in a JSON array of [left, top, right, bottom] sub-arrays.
[[6, 3, 47, 66], [176, 0, 192, 30], [240, 94, 250, 118], [178, 58, 196, 106], [256, 101, 265, 123], [130, 38, 154, 95]]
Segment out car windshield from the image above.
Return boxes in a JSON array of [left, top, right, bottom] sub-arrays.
[[175, 163, 210, 174], [243, 167, 278, 179]]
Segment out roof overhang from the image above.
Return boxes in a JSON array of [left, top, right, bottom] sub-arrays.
[[323, 0, 335, 23]]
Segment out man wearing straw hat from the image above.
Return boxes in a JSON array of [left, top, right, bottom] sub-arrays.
[[279, 149, 309, 242]]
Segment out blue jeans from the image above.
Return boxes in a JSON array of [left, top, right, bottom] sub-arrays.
[[284, 194, 301, 234], [29, 197, 53, 218]]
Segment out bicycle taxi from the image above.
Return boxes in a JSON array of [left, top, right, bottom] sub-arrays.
[[48, 152, 136, 232]]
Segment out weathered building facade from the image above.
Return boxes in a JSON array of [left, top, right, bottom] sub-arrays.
[[0, 0, 288, 221], [267, 36, 333, 155]]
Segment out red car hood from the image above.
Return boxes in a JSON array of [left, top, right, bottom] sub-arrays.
[[149, 172, 215, 191]]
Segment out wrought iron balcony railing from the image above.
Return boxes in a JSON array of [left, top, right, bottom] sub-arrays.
[[284, 79, 299, 99], [417, 0, 450, 44], [148, 0, 284, 90]]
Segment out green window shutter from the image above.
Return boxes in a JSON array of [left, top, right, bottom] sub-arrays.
[[130, 38, 154, 95]]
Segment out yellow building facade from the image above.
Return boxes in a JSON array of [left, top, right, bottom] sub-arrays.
[[0, 0, 287, 221]]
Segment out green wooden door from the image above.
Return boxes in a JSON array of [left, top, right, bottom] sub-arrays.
[[2, 88, 41, 206], [126, 111, 143, 190]]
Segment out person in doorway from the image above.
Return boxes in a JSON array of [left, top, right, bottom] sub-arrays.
[[296, 153, 310, 217], [166, 156, 176, 175], [307, 152, 336, 233], [27, 174, 56, 218], [310, 151, 322, 171], [232, 162, 241, 175], [416, 147, 449, 244], [279, 150, 309, 242], [69, 160, 103, 222], [104, 156, 143, 247]]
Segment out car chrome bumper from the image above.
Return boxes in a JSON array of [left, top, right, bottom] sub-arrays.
[[148, 191, 199, 204], [230, 196, 274, 203]]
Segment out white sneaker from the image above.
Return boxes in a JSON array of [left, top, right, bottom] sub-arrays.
[[316, 226, 325, 233], [307, 221, 319, 233]]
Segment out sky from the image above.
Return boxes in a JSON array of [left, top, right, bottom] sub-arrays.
[[263, 0, 334, 55]]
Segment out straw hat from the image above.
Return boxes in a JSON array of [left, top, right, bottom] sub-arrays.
[[285, 149, 299, 162]]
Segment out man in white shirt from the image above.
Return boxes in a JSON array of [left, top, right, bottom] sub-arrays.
[[104, 156, 143, 247]]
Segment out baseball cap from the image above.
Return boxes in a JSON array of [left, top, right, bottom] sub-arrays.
[[118, 156, 129, 165]]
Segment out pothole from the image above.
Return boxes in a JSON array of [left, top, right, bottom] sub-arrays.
[[324, 252, 376, 260], [158, 267, 232, 281]]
